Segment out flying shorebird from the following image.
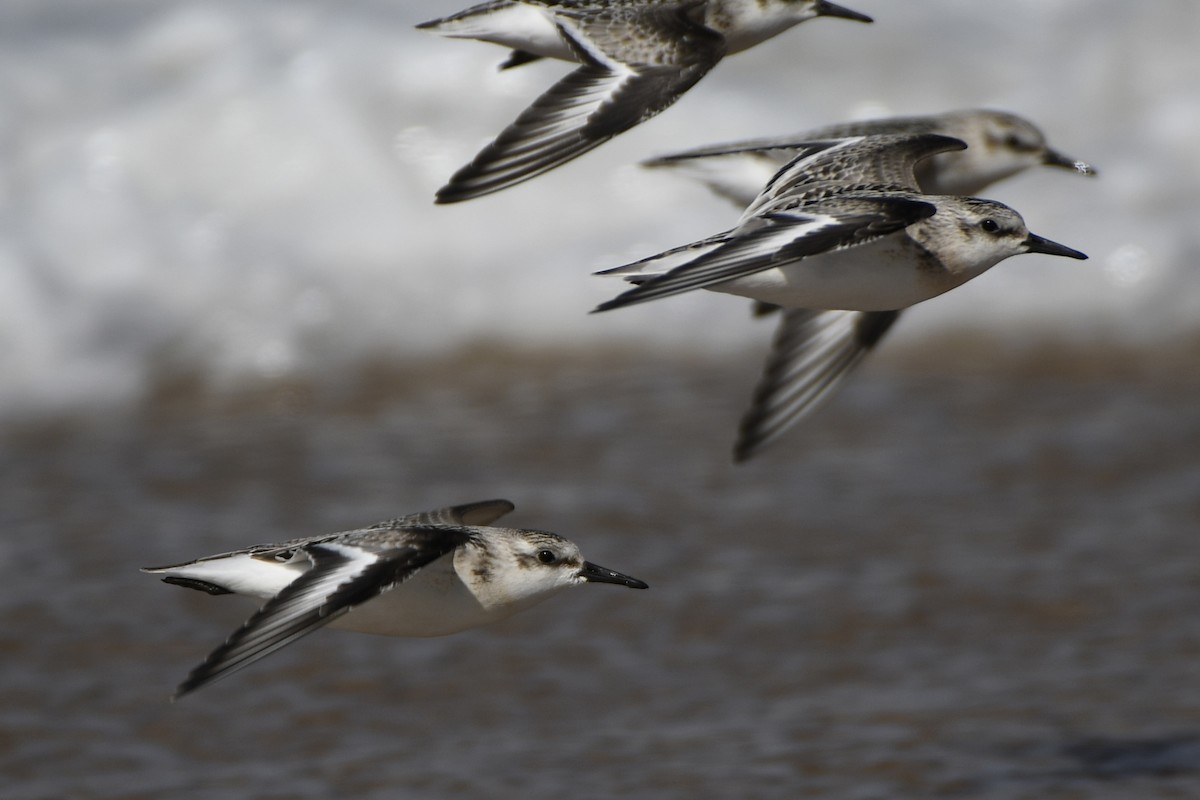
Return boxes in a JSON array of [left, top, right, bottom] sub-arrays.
[[642, 108, 1096, 206], [417, 0, 873, 203], [593, 133, 1089, 461], [144, 499, 647, 697], [633, 111, 1096, 460]]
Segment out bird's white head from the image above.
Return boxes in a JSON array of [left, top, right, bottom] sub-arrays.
[[717, 0, 872, 54], [924, 110, 1096, 195], [915, 197, 1087, 282], [454, 528, 647, 615]]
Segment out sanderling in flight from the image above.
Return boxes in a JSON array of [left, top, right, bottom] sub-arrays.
[[642, 108, 1097, 206], [417, 0, 872, 203], [143, 499, 647, 697], [636, 111, 1096, 460], [593, 133, 1089, 460]]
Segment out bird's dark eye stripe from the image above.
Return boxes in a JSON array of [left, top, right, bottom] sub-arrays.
[[536, 549, 557, 564], [1004, 133, 1038, 152]]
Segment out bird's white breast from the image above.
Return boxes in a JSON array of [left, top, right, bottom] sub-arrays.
[[708, 235, 960, 311], [329, 550, 568, 638], [325, 553, 500, 637]]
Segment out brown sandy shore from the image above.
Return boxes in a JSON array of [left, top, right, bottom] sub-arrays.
[[0, 339, 1197, 799]]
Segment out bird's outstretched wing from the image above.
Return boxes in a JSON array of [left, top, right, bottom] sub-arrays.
[[642, 140, 839, 208], [593, 195, 936, 311], [435, 3, 725, 202], [747, 134, 967, 213], [734, 308, 900, 461], [381, 499, 516, 528], [173, 527, 470, 698]]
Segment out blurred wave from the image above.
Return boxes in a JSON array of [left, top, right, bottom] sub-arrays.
[[1, 0, 1197, 417]]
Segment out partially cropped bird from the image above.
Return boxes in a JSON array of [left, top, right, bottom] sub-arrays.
[[594, 133, 1089, 460], [641, 108, 1096, 206], [418, 0, 872, 203]]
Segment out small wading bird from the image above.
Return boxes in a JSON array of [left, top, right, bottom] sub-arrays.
[[632, 110, 1096, 460], [642, 108, 1097, 206], [144, 500, 647, 697], [593, 133, 1089, 461], [418, 0, 873, 203]]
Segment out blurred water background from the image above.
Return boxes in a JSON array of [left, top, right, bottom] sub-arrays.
[[1, 1, 1198, 797]]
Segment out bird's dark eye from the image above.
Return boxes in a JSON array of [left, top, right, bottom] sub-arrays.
[[1004, 133, 1037, 152], [536, 549, 558, 564], [980, 218, 1000, 233]]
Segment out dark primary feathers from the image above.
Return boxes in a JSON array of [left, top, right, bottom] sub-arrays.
[[171, 527, 472, 698], [379, 498, 515, 528], [435, 6, 725, 203], [593, 193, 938, 312], [642, 116, 953, 167], [153, 500, 517, 698], [734, 308, 899, 461], [145, 499, 515, 570]]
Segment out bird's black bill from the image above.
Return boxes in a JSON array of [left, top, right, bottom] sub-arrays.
[[580, 562, 648, 589], [1025, 233, 1088, 260], [816, 1, 873, 23], [1043, 148, 1097, 176]]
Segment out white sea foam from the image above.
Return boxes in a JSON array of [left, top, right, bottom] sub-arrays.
[[1, 0, 1196, 417]]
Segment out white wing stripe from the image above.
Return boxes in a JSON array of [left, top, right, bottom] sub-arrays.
[[173, 543, 382, 696]]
